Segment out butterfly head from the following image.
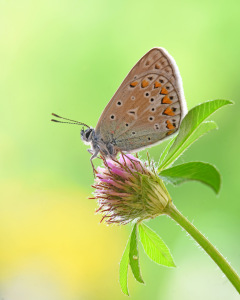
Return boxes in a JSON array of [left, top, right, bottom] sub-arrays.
[[81, 127, 94, 144]]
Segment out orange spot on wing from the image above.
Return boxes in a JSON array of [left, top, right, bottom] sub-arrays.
[[141, 80, 149, 88], [167, 129, 175, 135], [163, 107, 175, 116], [130, 81, 138, 87], [162, 96, 172, 104], [160, 87, 168, 95], [166, 120, 175, 130], [154, 82, 162, 88]]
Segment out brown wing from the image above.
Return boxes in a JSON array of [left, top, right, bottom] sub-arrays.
[[95, 47, 187, 151]]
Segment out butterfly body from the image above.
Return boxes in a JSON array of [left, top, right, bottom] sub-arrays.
[[81, 127, 117, 159]]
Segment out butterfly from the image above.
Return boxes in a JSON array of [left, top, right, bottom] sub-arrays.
[[52, 47, 187, 170]]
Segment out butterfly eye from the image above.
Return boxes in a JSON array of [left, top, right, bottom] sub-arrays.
[[85, 129, 92, 139]]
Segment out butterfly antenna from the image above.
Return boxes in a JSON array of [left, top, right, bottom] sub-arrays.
[[51, 113, 90, 128]]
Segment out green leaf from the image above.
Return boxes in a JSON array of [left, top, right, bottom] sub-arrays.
[[159, 136, 176, 164], [139, 223, 175, 267], [119, 235, 131, 295], [129, 223, 144, 283], [159, 161, 221, 194], [159, 99, 233, 170], [159, 120, 217, 170]]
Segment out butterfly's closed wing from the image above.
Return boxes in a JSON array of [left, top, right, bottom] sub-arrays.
[[95, 48, 187, 152]]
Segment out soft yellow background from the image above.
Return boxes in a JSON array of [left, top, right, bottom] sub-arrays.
[[0, 0, 240, 299]]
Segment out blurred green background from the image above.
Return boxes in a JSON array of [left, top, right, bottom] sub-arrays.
[[0, 0, 239, 299]]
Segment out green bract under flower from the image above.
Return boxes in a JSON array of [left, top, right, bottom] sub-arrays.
[[92, 154, 171, 225]]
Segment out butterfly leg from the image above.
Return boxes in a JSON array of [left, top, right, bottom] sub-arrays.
[[89, 149, 99, 176], [87, 148, 93, 154]]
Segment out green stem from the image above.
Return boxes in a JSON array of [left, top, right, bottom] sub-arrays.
[[164, 202, 240, 294]]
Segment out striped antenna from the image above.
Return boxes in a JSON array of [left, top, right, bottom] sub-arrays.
[[51, 113, 90, 128]]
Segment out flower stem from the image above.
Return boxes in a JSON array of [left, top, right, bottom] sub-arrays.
[[164, 202, 240, 294]]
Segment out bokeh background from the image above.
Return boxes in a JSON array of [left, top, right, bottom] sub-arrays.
[[0, 0, 240, 299]]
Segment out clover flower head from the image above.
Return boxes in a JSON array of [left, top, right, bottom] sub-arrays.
[[91, 153, 171, 225]]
